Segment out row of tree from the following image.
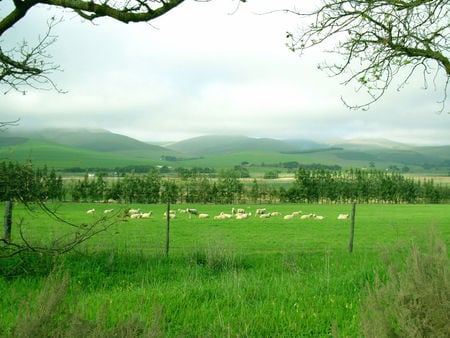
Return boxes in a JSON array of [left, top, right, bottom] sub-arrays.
[[1, 161, 449, 204]]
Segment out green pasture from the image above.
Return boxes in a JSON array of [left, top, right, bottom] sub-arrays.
[[1, 203, 449, 336]]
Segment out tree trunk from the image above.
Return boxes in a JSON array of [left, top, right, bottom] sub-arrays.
[[3, 200, 12, 243]]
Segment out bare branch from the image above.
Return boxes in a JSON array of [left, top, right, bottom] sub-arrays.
[[0, 0, 189, 93], [286, 0, 450, 111]]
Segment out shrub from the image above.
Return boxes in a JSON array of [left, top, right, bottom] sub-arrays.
[[360, 229, 450, 337]]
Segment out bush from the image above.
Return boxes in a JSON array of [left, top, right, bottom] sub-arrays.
[[360, 229, 450, 337]]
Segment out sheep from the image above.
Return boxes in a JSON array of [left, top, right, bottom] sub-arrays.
[[255, 208, 267, 215], [186, 208, 199, 215], [235, 213, 250, 219], [291, 211, 302, 216], [314, 215, 325, 220], [271, 211, 282, 217], [198, 213, 210, 219], [237, 208, 246, 214], [129, 208, 141, 215], [163, 210, 176, 217], [141, 211, 153, 218], [130, 213, 142, 219], [283, 214, 295, 220], [300, 214, 313, 219], [219, 212, 232, 219], [337, 213, 349, 220], [86, 208, 95, 214], [259, 213, 271, 219], [104, 209, 114, 214]]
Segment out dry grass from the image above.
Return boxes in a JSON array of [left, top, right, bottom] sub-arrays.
[[360, 228, 450, 337]]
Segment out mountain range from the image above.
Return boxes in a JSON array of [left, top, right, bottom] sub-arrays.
[[1, 128, 449, 172]]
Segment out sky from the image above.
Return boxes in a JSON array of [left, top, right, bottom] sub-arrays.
[[1, 0, 449, 145]]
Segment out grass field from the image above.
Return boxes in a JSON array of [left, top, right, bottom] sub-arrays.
[[0, 202, 449, 336]]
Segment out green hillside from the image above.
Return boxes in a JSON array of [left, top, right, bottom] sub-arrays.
[[165, 135, 299, 155], [2, 128, 166, 153], [0, 138, 176, 170], [1, 129, 449, 174]]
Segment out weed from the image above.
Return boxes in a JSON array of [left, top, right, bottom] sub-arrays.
[[360, 228, 450, 337]]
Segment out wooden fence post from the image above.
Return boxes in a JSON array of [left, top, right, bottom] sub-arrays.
[[165, 201, 170, 257], [3, 201, 13, 243], [348, 202, 356, 253]]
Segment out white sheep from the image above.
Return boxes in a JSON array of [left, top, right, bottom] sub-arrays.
[[198, 213, 210, 219], [255, 208, 267, 215], [220, 212, 233, 219], [235, 213, 250, 220], [86, 208, 95, 214], [283, 214, 295, 220], [129, 208, 141, 215], [271, 211, 282, 216], [337, 213, 349, 220], [314, 215, 325, 220], [130, 213, 142, 219], [141, 211, 153, 218], [186, 208, 199, 215], [300, 214, 313, 219], [259, 213, 271, 219], [104, 209, 114, 214]]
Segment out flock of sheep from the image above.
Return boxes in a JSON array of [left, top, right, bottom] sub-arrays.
[[86, 207, 349, 221]]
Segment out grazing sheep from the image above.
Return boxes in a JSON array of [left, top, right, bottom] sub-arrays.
[[291, 211, 302, 216], [104, 209, 114, 214], [219, 212, 232, 219], [129, 208, 141, 215], [198, 213, 210, 219], [337, 213, 349, 220], [283, 214, 295, 220], [271, 211, 282, 217], [314, 215, 325, 220], [259, 213, 271, 219], [141, 211, 153, 218], [256, 208, 267, 215], [235, 213, 250, 220], [86, 208, 95, 214], [186, 208, 199, 215], [300, 214, 313, 220], [130, 213, 142, 219]]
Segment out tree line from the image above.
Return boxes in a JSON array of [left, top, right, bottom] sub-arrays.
[[1, 161, 449, 204]]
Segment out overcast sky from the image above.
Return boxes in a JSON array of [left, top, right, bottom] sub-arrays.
[[1, 0, 449, 145]]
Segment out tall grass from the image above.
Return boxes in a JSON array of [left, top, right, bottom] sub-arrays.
[[360, 228, 450, 337]]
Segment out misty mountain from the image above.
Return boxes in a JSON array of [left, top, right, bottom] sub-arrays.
[[1, 128, 167, 153], [164, 135, 303, 156]]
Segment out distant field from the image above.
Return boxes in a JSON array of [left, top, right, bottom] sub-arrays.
[[1, 202, 448, 336]]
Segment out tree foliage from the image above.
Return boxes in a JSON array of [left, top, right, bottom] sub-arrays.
[[286, 0, 450, 110]]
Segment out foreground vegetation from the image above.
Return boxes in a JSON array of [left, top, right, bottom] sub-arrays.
[[1, 203, 449, 336]]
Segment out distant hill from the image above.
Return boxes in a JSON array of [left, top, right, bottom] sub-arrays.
[[1, 128, 166, 153], [1, 129, 449, 173], [165, 135, 301, 156]]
